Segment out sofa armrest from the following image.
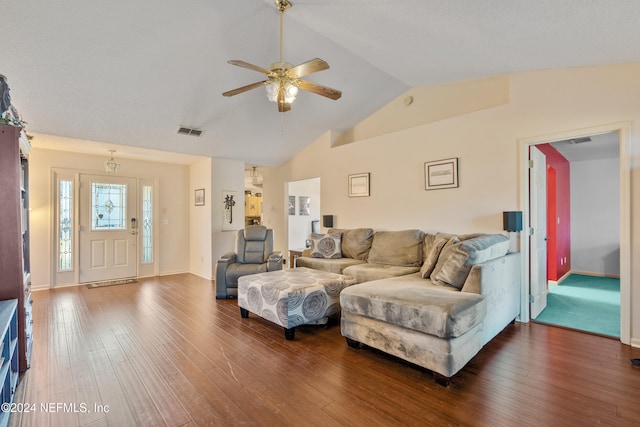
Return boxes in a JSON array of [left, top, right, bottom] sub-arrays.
[[461, 252, 521, 345], [267, 251, 283, 271], [215, 252, 237, 299], [218, 252, 237, 266]]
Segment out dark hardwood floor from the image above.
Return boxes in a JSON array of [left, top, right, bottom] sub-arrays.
[[9, 274, 640, 426]]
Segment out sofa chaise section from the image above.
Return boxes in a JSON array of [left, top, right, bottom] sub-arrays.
[[340, 234, 520, 385]]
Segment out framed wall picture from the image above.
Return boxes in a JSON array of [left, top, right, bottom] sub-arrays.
[[298, 196, 311, 215], [424, 158, 458, 190], [222, 190, 239, 230], [348, 173, 370, 197], [194, 188, 205, 206], [288, 195, 296, 215]]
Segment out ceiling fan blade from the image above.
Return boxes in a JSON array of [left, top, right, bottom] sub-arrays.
[[277, 87, 291, 112], [297, 80, 342, 100], [222, 80, 267, 97], [227, 60, 271, 74], [287, 58, 330, 79]]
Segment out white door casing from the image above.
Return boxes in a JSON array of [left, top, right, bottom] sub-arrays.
[[79, 174, 138, 283], [529, 146, 548, 318]]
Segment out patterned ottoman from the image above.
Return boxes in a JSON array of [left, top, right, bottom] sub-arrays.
[[237, 267, 357, 340]]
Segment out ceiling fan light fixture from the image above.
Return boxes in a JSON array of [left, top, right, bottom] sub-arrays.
[[265, 81, 279, 102], [223, 0, 341, 112], [284, 83, 298, 102]]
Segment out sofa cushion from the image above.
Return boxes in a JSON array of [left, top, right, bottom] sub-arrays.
[[367, 229, 425, 267], [340, 275, 486, 338], [310, 233, 342, 259], [328, 228, 374, 260], [343, 263, 421, 284], [431, 234, 510, 289], [420, 234, 450, 278], [295, 256, 366, 274]]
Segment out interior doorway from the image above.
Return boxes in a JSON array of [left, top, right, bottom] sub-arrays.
[[529, 132, 621, 337], [286, 177, 321, 259], [518, 122, 631, 345]]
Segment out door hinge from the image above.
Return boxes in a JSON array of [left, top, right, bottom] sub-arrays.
[[529, 227, 534, 236], [528, 160, 534, 169], [529, 294, 535, 303]]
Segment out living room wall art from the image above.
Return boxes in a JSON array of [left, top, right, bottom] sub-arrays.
[[298, 196, 311, 215], [288, 196, 296, 215], [222, 190, 240, 230], [424, 158, 458, 190], [348, 172, 370, 197], [194, 188, 205, 206]]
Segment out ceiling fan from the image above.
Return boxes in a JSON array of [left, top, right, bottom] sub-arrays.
[[222, 0, 342, 112]]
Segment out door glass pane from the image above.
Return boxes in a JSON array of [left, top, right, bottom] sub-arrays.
[[91, 182, 127, 230], [142, 185, 153, 263], [59, 180, 73, 271]]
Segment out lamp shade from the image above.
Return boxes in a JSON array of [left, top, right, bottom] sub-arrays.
[[503, 211, 523, 232], [322, 215, 334, 228]]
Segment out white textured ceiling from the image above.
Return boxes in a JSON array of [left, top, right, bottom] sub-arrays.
[[2, 0, 639, 166]]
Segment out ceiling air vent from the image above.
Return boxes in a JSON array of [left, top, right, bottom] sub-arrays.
[[567, 137, 591, 144], [177, 127, 203, 137]]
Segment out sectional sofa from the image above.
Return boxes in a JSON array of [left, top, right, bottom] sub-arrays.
[[296, 228, 521, 385]]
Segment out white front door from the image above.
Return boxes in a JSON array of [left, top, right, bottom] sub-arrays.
[[79, 174, 138, 283], [530, 146, 548, 318]]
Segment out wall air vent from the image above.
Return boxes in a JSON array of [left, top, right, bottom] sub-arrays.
[[177, 127, 203, 137], [567, 137, 591, 144]]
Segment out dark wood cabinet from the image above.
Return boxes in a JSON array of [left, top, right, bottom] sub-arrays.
[[0, 124, 32, 372]]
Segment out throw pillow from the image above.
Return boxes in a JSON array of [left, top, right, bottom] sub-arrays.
[[310, 233, 342, 259], [431, 234, 509, 289], [367, 229, 424, 267], [329, 228, 374, 260], [420, 235, 452, 279]]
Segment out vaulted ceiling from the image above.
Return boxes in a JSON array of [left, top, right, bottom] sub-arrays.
[[2, 1, 639, 166]]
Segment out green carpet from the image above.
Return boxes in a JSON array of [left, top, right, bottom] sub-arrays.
[[534, 274, 620, 337]]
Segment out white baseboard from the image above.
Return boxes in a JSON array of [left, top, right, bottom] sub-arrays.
[[630, 337, 640, 349]]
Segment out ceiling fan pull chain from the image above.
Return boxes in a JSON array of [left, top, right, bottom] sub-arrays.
[[280, 112, 285, 136]]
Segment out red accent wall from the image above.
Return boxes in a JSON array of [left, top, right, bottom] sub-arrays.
[[547, 166, 557, 280], [536, 144, 571, 281]]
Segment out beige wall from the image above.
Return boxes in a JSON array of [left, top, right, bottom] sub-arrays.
[[210, 158, 246, 279], [29, 146, 191, 287], [262, 63, 640, 345], [189, 158, 212, 279]]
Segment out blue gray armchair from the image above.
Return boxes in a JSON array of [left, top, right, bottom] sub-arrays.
[[216, 225, 283, 299]]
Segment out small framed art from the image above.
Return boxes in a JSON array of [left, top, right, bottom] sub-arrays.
[[194, 188, 205, 206], [348, 173, 370, 197], [424, 158, 458, 190]]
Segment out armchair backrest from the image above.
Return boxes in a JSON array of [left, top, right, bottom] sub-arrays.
[[236, 225, 274, 264]]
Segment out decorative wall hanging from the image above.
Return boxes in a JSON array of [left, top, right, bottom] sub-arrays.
[[348, 173, 370, 197], [424, 158, 458, 190], [298, 196, 311, 215], [194, 188, 205, 206], [288, 195, 296, 215], [222, 190, 239, 230]]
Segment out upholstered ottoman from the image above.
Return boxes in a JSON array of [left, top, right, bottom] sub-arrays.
[[237, 267, 356, 340]]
